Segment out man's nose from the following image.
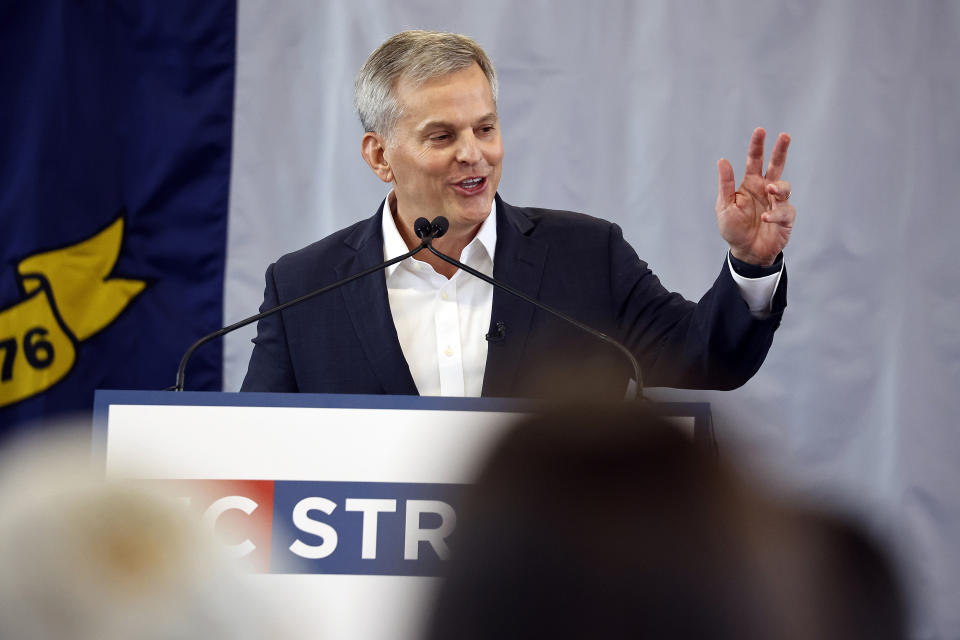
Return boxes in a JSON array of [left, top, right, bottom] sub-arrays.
[[455, 131, 482, 165]]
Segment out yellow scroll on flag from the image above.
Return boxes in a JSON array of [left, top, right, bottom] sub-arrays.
[[0, 218, 145, 408]]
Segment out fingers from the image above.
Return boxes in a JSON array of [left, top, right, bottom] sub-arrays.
[[761, 202, 795, 227], [716, 158, 736, 208], [744, 127, 766, 176], [766, 180, 791, 203], [763, 180, 794, 227], [765, 132, 791, 181]]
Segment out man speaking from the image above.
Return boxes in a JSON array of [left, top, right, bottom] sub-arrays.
[[241, 30, 794, 399]]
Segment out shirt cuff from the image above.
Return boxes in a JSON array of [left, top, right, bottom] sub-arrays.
[[727, 252, 783, 318]]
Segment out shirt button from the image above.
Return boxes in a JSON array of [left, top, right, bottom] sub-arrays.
[[444, 346, 454, 357], [441, 291, 449, 301]]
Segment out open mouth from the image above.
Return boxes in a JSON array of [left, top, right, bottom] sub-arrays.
[[454, 176, 486, 193]]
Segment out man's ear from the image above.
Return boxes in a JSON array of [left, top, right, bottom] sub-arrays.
[[361, 132, 393, 183]]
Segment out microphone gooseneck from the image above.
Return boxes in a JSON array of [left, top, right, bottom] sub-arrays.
[[173, 230, 432, 392], [422, 216, 645, 400]]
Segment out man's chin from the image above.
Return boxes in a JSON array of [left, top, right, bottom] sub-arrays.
[[448, 201, 494, 228]]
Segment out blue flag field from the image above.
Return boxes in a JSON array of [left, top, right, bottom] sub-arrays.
[[0, 2, 236, 434]]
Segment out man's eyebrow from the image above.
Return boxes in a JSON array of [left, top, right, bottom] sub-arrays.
[[416, 113, 498, 132], [416, 120, 451, 132]]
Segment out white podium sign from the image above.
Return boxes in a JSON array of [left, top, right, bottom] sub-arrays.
[[93, 390, 711, 640]]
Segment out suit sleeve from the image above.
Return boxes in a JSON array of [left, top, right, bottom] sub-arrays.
[[609, 223, 786, 390], [240, 262, 299, 392]]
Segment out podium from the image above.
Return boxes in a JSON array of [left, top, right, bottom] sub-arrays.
[[94, 390, 713, 640]]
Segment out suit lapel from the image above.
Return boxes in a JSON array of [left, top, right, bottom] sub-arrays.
[[337, 205, 418, 395], [481, 197, 548, 397]]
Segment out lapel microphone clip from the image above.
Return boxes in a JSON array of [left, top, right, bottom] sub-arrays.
[[485, 320, 506, 343]]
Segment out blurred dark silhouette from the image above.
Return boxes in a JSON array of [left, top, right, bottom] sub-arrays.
[[425, 405, 907, 640]]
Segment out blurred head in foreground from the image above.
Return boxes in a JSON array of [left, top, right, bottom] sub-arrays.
[[426, 405, 907, 640], [0, 429, 283, 640]]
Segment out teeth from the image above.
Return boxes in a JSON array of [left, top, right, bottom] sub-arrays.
[[460, 178, 482, 187]]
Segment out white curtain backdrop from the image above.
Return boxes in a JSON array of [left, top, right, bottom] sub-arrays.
[[223, 2, 960, 637]]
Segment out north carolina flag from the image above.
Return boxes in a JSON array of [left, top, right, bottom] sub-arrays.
[[0, 2, 236, 434]]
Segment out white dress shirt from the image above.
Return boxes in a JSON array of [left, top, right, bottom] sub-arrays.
[[728, 254, 783, 317], [382, 195, 781, 397], [383, 198, 497, 397]]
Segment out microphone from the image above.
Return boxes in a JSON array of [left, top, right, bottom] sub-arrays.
[[414, 216, 449, 240], [414, 217, 432, 239], [172, 223, 435, 392], [421, 216, 645, 401], [430, 216, 449, 239]]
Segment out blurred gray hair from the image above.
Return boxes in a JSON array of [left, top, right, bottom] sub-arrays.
[[0, 427, 291, 640], [354, 30, 498, 139]]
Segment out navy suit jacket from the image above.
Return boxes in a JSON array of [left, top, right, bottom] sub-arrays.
[[241, 195, 786, 398]]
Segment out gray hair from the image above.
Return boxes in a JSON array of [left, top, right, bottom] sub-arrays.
[[354, 30, 498, 138]]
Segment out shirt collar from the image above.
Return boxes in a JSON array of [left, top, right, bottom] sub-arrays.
[[381, 191, 497, 278]]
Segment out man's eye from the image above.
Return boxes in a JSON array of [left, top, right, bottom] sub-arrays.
[[430, 134, 450, 142]]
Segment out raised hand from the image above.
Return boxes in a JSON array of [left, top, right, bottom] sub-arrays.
[[716, 128, 795, 266]]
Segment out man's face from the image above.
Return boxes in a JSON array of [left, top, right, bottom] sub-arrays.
[[383, 64, 503, 233]]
